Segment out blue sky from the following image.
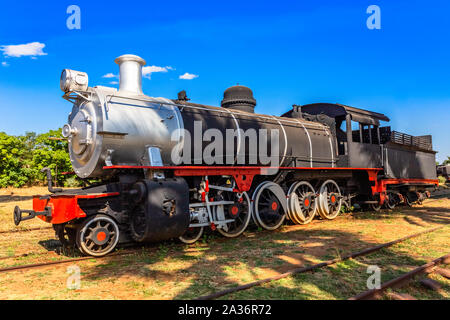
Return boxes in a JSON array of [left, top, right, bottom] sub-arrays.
[[0, 0, 449, 162]]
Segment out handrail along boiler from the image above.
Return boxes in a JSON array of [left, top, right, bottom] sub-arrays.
[[14, 54, 438, 256]]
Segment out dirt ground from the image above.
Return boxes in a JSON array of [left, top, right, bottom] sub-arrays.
[[0, 186, 448, 300]]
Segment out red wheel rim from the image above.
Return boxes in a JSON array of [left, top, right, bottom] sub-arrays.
[[271, 201, 278, 210]]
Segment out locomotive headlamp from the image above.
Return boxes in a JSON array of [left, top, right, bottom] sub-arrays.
[[62, 124, 76, 138], [60, 69, 89, 92]]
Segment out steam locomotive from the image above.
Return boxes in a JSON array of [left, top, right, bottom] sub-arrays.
[[14, 54, 438, 256], [437, 165, 450, 182]]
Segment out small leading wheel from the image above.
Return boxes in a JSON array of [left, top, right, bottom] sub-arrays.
[[252, 182, 287, 230], [76, 214, 120, 257], [216, 191, 252, 238], [287, 181, 317, 225], [317, 180, 342, 220], [179, 226, 204, 244]]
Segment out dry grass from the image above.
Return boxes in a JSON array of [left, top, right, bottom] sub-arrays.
[[0, 187, 50, 232]]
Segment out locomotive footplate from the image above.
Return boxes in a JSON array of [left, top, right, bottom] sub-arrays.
[[13, 192, 120, 226]]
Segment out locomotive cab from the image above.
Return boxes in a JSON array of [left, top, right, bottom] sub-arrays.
[[284, 103, 390, 169], [284, 103, 437, 180]]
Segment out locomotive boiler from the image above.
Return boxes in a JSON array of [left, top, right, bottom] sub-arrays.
[[62, 54, 335, 179], [14, 54, 439, 256]]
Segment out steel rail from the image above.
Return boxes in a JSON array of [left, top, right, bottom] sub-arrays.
[[0, 252, 52, 261], [0, 251, 135, 273], [0, 240, 211, 272], [0, 226, 52, 235], [349, 253, 450, 300], [195, 226, 444, 300]]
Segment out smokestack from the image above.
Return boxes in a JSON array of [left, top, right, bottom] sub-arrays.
[[114, 54, 146, 95]]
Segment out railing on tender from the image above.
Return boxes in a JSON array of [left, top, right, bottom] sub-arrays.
[[390, 131, 433, 151]]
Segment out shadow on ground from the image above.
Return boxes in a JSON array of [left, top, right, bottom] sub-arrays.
[[352, 201, 450, 227], [74, 202, 450, 300]]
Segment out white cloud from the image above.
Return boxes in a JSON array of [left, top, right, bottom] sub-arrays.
[[102, 73, 118, 78], [0, 42, 47, 58], [103, 65, 175, 81], [179, 72, 199, 80], [142, 65, 174, 79], [109, 81, 118, 85], [1, 61, 8, 67]]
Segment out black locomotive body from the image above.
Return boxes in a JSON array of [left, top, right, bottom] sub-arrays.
[[14, 54, 439, 256], [437, 165, 450, 182]]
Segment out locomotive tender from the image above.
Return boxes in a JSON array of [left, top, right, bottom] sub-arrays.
[[14, 54, 438, 256], [437, 165, 450, 182]]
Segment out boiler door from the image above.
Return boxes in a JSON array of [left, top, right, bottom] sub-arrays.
[[66, 101, 101, 178], [71, 108, 93, 156]]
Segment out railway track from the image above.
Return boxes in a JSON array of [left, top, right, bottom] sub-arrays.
[[0, 251, 53, 261], [195, 226, 445, 300], [349, 253, 450, 300], [0, 226, 52, 235], [0, 249, 140, 274]]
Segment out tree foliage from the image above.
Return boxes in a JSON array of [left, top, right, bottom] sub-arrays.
[[0, 132, 31, 187], [0, 129, 78, 188]]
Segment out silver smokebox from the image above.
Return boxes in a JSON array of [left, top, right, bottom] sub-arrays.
[[63, 54, 183, 178], [114, 54, 146, 95]]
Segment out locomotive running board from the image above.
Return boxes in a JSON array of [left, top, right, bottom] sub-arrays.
[[14, 192, 120, 226], [103, 165, 384, 192]]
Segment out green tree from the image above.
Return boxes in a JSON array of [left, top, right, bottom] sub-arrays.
[[0, 132, 32, 187], [31, 129, 73, 186], [0, 129, 79, 188]]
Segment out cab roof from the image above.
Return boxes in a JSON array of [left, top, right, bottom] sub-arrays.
[[282, 103, 390, 126]]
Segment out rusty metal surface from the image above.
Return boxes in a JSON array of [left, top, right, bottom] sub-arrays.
[[0, 226, 52, 235], [386, 292, 417, 300], [0, 251, 132, 274], [349, 253, 450, 300], [434, 267, 450, 279], [420, 278, 442, 291]]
